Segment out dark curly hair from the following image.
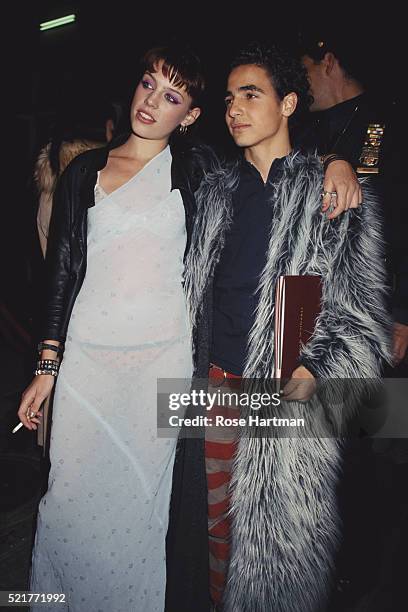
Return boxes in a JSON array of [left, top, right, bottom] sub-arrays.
[[230, 42, 313, 133]]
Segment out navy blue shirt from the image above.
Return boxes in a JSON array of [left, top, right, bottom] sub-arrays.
[[210, 155, 286, 375]]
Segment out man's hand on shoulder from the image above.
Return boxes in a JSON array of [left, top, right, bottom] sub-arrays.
[[282, 366, 317, 402], [322, 159, 362, 219]]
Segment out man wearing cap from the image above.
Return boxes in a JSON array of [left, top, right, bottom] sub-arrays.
[[299, 34, 408, 368], [299, 33, 408, 609]]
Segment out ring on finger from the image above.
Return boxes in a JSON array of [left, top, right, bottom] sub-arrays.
[[27, 411, 36, 419], [329, 192, 338, 205]]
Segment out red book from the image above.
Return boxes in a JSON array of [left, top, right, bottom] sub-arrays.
[[274, 275, 322, 381]]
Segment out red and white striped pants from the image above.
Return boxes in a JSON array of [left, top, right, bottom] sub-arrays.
[[205, 370, 241, 607]]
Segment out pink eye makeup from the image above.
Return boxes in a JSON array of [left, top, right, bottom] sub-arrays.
[[138, 70, 186, 106], [141, 78, 154, 89], [165, 93, 182, 105]]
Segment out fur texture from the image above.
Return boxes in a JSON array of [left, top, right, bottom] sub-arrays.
[[35, 139, 103, 258], [185, 151, 392, 612], [34, 140, 102, 194], [183, 160, 239, 363]]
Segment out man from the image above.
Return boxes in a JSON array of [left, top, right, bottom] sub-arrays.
[[300, 35, 408, 608], [300, 36, 408, 366], [166, 42, 391, 612]]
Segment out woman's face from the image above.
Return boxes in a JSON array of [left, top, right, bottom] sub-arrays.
[[130, 59, 201, 142]]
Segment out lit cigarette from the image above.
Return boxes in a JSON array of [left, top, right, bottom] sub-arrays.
[[12, 422, 24, 434]]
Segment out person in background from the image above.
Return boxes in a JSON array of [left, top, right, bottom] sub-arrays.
[[299, 34, 408, 367], [300, 32, 408, 610], [35, 101, 124, 257]]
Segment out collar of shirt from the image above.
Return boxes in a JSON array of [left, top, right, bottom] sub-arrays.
[[315, 93, 367, 141], [239, 153, 289, 186], [320, 92, 367, 120]]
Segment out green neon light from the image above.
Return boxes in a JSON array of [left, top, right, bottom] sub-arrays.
[[40, 14, 76, 31]]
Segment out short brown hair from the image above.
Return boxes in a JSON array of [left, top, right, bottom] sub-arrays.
[[141, 44, 205, 107]]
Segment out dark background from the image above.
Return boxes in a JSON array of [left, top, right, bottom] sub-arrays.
[[10, 3, 406, 161], [0, 4, 406, 606], [3, 1, 406, 367], [2, 1, 405, 354]]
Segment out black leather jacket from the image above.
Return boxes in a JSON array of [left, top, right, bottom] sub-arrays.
[[40, 133, 204, 342]]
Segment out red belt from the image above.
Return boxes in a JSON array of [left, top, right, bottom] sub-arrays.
[[209, 363, 242, 386]]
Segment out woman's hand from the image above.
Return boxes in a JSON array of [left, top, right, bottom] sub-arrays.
[[322, 160, 362, 219], [282, 366, 316, 402], [17, 375, 55, 431]]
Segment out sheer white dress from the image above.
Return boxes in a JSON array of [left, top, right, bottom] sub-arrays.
[[29, 146, 192, 611]]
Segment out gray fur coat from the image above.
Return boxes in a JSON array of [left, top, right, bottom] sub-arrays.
[[183, 151, 392, 612]]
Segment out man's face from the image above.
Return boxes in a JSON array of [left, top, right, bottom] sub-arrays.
[[302, 55, 329, 112], [225, 64, 288, 149]]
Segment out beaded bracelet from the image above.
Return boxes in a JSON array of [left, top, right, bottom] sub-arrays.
[[35, 359, 60, 377], [35, 368, 59, 377], [37, 359, 59, 367]]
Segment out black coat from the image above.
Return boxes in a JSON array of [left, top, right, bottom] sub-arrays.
[[297, 93, 408, 325]]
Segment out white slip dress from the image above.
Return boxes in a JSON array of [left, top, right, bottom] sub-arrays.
[[29, 146, 192, 612]]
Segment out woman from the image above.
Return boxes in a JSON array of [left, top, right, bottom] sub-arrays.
[[19, 44, 204, 612]]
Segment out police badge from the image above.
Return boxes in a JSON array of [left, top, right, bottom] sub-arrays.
[[357, 123, 385, 174]]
